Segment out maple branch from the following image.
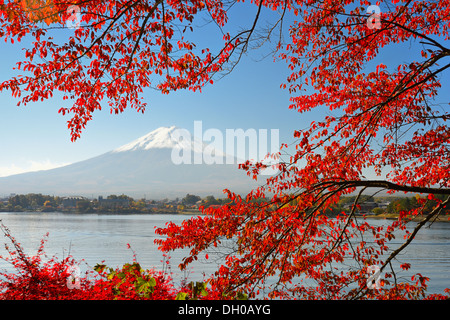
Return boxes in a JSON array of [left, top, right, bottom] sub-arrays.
[[125, 0, 164, 75], [321, 180, 450, 195], [66, 0, 139, 71], [380, 196, 450, 273], [386, 18, 449, 54], [348, 194, 449, 299], [326, 187, 368, 255], [200, 0, 264, 77]]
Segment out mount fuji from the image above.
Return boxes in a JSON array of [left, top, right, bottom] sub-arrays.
[[0, 126, 260, 199]]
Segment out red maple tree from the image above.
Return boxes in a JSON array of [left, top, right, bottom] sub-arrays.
[[1, 0, 449, 299]]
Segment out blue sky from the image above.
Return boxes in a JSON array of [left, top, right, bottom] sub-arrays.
[[0, 4, 301, 177], [0, 3, 448, 179]]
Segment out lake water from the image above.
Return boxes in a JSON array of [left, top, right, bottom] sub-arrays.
[[0, 212, 449, 296], [0, 212, 217, 286]]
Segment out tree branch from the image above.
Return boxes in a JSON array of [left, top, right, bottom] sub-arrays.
[[326, 180, 450, 195], [380, 195, 450, 273]]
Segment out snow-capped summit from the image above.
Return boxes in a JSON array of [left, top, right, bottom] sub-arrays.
[[113, 126, 180, 152], [112, 126, 205, 154], [0, 126, 257, 198]]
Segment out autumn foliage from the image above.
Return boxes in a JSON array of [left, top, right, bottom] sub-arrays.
[[0, 222, 234, 300], [0, 0, 232, 140], [1, 0, 449, 299]]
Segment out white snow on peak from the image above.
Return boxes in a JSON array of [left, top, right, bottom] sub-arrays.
[[112, 126, 214, 154], [113, 126, 179, 152]]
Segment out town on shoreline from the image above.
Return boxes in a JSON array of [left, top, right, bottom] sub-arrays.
[[0, 192, 448, 221]]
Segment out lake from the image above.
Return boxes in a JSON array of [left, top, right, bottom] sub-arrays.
[[0, 212, 448, 296]]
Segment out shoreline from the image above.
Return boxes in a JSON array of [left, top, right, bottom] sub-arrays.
[[1, 210, 449, 222], [357, 213, 450, 222]]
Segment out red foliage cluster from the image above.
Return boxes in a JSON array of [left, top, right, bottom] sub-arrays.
[[0, 0, 233, 141], [0, 223, 229, 300]]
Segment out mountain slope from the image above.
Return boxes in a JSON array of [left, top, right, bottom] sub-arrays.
[[0, 127, 259, 199]]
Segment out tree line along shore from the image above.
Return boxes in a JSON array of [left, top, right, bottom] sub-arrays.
[[0, 193, 448, 221], [0, 193, 229, 214]]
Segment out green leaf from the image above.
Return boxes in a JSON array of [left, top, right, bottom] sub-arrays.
[[93, 263, 107, 273], [198, 282, 208, 297], [176, 292, 188, 300], [236, 292, 248, 300], [148, 277, 156, 288]]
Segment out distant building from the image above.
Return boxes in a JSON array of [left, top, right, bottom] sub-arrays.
[[359, 202, 379, 212], [377, 202, 390, 209], [343, 201, 379, 213], [194, 200, 203, 208], [98, 196, 130, 208], [146, 203, 159, 209], [62, 196, 88, 208]]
